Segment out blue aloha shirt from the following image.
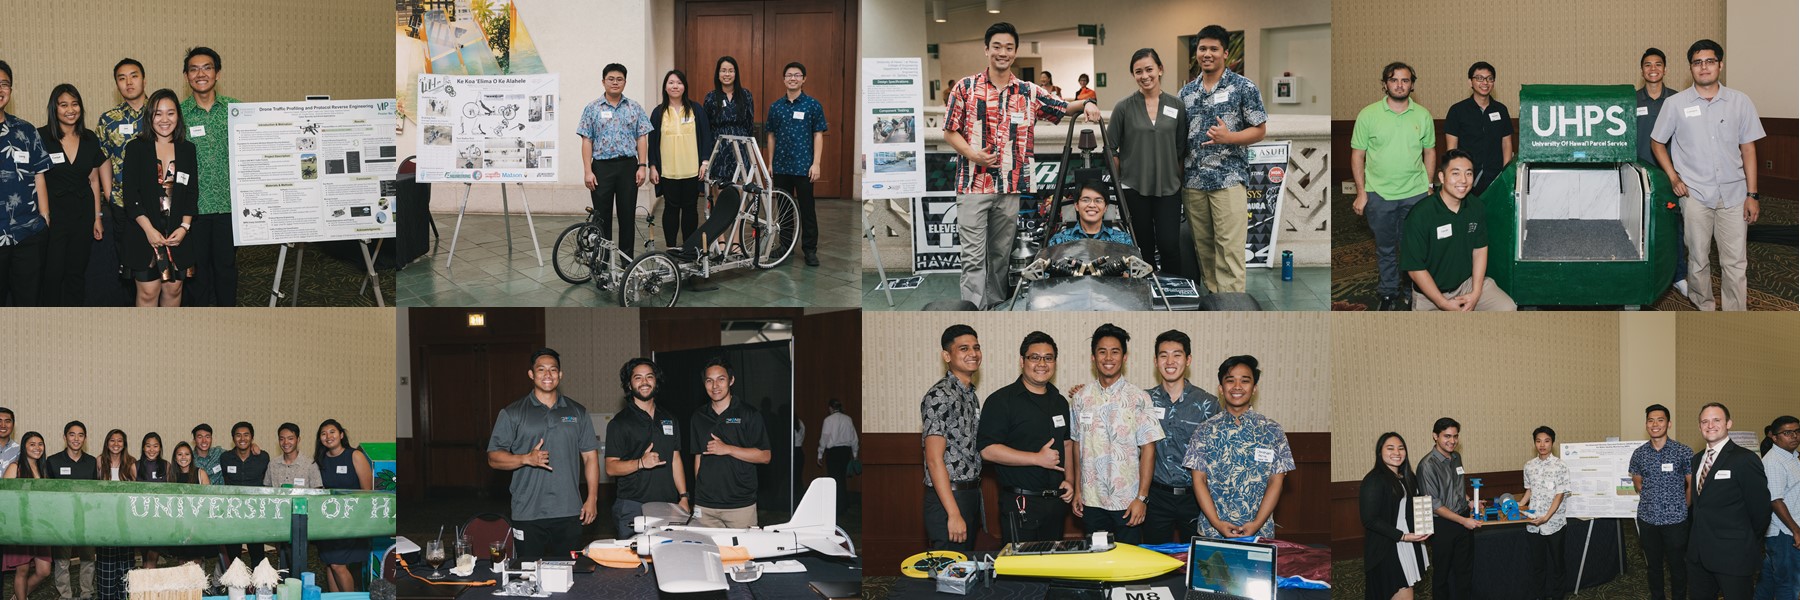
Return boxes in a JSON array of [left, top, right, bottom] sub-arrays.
[[765, 92, 828, 176], [0, 113, 52, 246], [1147, 381, 1220, 487], [1182, 408, 1295, 538], [1047, 225, 1134, 246], [96, 101, 146, 209], [1628, 438, 1694, 526], [576, 95, 652, 160], [1179, 69, 1268, 191]]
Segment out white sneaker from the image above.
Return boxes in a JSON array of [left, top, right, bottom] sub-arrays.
[[1673, 280, 1689, 297]]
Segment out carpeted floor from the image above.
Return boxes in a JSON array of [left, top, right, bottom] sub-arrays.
[[235, 242, 397, 307], [1331, 524, 1666, 599], [1331, 195, 1798, 311]]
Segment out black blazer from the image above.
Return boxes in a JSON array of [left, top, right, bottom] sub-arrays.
[[647, 100, 715, 195], [121, 136, 198, 230], [1686, 440, 1771, 575], [1360, 468, 1426, 582]]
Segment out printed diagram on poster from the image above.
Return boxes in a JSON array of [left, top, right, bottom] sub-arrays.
[[415, 73, 559, 183], [227, 99, 400, 245], [1245, 141, 1290, 268], [861, 58, 926, 199], [1558, 440, 1645, 519]]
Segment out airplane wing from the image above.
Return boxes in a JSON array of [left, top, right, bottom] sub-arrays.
[[648, 532, 728, 594], [799, 535, 855, 558]]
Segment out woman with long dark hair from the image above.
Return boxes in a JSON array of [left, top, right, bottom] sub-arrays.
[[1359, 432, 1431, 600], [1107, 48, 1192, 280], [313, 419, 374, 592], [121, 88, 196, 306], [36, 84, 108, 305], [44, 422, 96, 600], [4, 431, 52, 600], [94, 430, 136, 600], [648, 69, 714, 247], [703, 56, 755, 184], [137, 432, 169, 567]]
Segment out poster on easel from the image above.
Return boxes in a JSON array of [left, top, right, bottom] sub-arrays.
[[415, 73, 559, 183], [227, 99, 400, 245], [861, 58, 925, 199], [1559, 440, 1645, 519]]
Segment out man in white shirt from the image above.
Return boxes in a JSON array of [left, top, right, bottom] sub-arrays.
[[1757, 415, 1800, 600]]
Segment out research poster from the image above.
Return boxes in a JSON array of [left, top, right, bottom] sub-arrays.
[[1559, 440, 1645, 519], [861, 58, 926, 199], [415, 73, 560, 183], [227, 99, 400, 245]]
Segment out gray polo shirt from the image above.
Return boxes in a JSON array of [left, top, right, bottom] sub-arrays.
[[1649, 85, 1765, 209], [1417, 448, 1468, 517], [487, 393, 599, 521]]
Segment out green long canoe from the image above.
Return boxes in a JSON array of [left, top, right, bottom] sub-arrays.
[[0, 479, 395, 546]]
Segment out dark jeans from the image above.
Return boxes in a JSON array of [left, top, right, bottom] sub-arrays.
[[772, 173, 817, 254], [1141, 483, 1199, 545], [1124, 189, 1187, 279], [999, 491, 1069, 544], [40, 227, 92, 307], [1431, 516, 1475, 600], [1640, 518, 1689, 600], [1365, 191, 1425, 297], [590, 157, 640, 259], [824, 446, 853, 506], [1080, 506, 1143, 544], [661, 176, 701, 247], [514, 515, 583, 561], [611, 498, 644, 539], [186, 213, 237, 306], [1528, 527, 1567, 598], [923, 486, 983, 552], [222, 542, 265, 572], [0, 232, 45, 306]]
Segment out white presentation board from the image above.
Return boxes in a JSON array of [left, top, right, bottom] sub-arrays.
[[415, 73, 560, 183], [228, 99, 400, 245], [1559, 440, 1646, 519], [860, 58, 926, 199]]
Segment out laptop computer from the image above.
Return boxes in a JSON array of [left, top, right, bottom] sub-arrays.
[[1184, 537, 1278, 600]]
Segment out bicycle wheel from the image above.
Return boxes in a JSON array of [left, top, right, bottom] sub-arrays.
[[618, 252, 683, 307], [551, 222, 600, 284], [751, 189, 799, 269]]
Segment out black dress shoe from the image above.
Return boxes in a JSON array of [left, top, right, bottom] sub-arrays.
[[804, 252, 819, 267], [1377, 294, 1398, 311]]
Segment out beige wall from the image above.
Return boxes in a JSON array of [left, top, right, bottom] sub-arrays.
[[1331, 314, 1621, 481], [864, 312, 1330, 434], [0, 309, 397, 457], [543, 308, 644, 416], [1, 0, 389, 121], [1676, 313, 1800, 445], [1330, 0, 1723, 118], [1724, 0, 1799, 119], [1618, 313, 1682, 445]]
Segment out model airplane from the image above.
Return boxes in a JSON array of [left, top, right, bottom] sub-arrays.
[[900, 532, 1183, 585], [582, 478, 856, 593]]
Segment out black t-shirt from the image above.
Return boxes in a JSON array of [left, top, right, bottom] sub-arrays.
[[36, 126, 108, 229], [44, 451, 98, 480], [976, 378, 1071, 491], [138, 458, 169, 482], [219, 450, 270, 486], [1443, 97, 1513, 182], [688, 399, 770, 509], [606, 400, 683, 504]]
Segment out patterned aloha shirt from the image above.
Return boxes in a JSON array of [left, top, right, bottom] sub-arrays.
[[1183, 408, 1295, 538], [576, 95, 652, 161], [943, 70, 1068, 194], [1628, 438, 1694, 526], [1070, 378, 1163, 511], [765, 92, 827, 176], [920, 371, 982, 485], [1178, 69, 1267, 191], [1047, 225, 1133, 247], [179, 94, 239, 215], [0, 113, 51, 245], [1523, 455, 1571, 535], [1147, 381, 1219, 487], [95, 101, 146, 209]]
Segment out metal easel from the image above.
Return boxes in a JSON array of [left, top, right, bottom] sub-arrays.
[[445, 181, 544, 274]]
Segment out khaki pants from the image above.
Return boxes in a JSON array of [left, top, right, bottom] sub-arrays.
[[1183, 185, 1247, 293], [53, 547, 95, 600], [692, 503, 758, 529], [1413, 277, 1517, 311], [1679, 194, 1749, 311]]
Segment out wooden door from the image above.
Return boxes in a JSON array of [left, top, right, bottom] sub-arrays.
[[417, 341, 533, 497], [678, 0, 855, 199]]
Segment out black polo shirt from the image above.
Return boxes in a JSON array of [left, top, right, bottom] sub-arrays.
[[688, 398, 769, 509], [606, 400, 682, 504], [1400, 194, 1489, 293], [219, 449, 271, 486], [1635, 86, 1669, 166], [976, 378, 1071, 492], [1444, 97, 1513, 188], [45, 452, 97, 480]]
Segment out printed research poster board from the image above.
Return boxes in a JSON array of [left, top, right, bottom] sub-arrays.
[[861, 58, 926, 199], [228, 99, 400, 245], [1559, 440, 1644, 519], [415, 73, 560, 183]]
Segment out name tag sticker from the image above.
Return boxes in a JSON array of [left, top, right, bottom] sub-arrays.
[[1455, 466, 1465, 475], [1682, 106, 1702, 118], [1079, 412, 1093, 426], [1162, 105, 1179, 119], [663, 424, 675, 435], [293, 478, 306, 487], [1716, 470, 1731, 479], [60, 467, 72, 475], [1488, 112, 1502, 122], [336, 466, 349, 474], [792, 111, 806, 120], [601, 111, 614, 119], [227, 466, 238, 474], [1661, 463, 1674, 472], [1212, 91, 1229, 104], [1254, 448, 1275, 463], [10, 150, 27, 164], [50, 152, 66, 164], [211, 464, 221, 474], [1051, 415, 1066, 428], [189, 125, 206, 138], [1010, 112, 1026, 125], [1636, 106, 1650, 116], [120, 123, 136, 135], [1436, 224, 1453, 239], [682, 116, 693, 124], [1153, 407, 1167, 420], [175, 171, 190, 185]]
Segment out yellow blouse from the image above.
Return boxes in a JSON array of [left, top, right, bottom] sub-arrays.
[[659, 107, 700, 180]]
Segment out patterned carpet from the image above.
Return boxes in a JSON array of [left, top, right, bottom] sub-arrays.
[[1331, 194, 1798, 311], [234, 242, 397, 307]]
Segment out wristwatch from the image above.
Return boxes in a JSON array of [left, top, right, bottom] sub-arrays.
[[1136, 495, 1148, 503], [678, 492, 689, 498], [1748, 192, 1761, 200], [179, 222, 192, 230], [637, 163, 648, 168]]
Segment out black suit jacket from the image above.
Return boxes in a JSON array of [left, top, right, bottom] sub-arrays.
[[1686, 440, 1771, 575]]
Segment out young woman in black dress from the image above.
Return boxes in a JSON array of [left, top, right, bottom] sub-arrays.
[[121, 89, 196, 306]]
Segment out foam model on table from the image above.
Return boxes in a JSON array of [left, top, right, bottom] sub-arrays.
[[581, 478, 856, 594]]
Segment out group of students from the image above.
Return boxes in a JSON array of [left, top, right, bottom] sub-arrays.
[[1352, 38, 1766, 311], [1360, 404, 1799, 600], [0, 409, 377, 600], [918, 324, 1295, 550], [943, 22, 1271, 308], [0, 49, 245, 308], [574, 55, 829, 269]]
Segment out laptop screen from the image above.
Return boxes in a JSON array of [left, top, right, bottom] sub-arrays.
[[1186, 538, 1276, 600]]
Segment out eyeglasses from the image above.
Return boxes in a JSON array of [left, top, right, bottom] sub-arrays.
[[185, 64, 216, 74], [1024, 354, 1057, 364], [1471, 76, 1494, 83], [1691, 58, 1720, 67], [1777, 429, 1800, 438], [784, 73, 805, 79], [0, 81, 11, 90]]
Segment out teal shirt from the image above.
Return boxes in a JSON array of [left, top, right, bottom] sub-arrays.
[[179, 94, 240, 215], [1351, 98, 1434, 199]]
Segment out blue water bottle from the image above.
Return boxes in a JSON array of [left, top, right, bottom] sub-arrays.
[[1280, 250, 1294, 281]]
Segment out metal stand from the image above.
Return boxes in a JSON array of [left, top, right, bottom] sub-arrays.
[[1569, 517, 1623, 597], [356, 239, 387, 307], [445, 182, 543, 274], [267, 243, 305, 307], [863, 201, 894, 307]]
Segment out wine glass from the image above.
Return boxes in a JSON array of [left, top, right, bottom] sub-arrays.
[[424, 539, 447, 579]]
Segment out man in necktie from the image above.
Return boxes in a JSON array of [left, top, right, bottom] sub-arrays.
[[1686, 402, 1770, 600]]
